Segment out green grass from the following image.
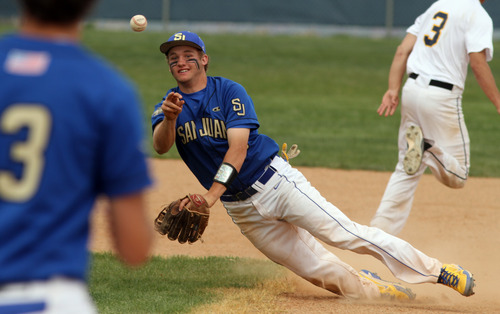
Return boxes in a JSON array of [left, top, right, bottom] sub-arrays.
[[89, 252, 287, 313], [79, 29, 500, 177]]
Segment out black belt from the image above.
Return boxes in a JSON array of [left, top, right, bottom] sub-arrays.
[[409, 73, 453, 91], [220, 166, 277, 202]]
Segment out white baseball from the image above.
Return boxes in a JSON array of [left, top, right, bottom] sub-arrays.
[[130, 15, 147, 32]]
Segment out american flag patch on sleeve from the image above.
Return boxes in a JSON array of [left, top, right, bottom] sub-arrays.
[[4, 49, 51, 76]]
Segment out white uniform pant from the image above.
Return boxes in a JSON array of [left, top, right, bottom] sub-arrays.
[[0, 277, 97, 314], [371, 76, 469, 235], [223, 156, 442, 299]]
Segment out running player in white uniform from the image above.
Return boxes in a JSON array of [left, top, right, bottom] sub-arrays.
[[0, 0, 153, 312], [371, 0, 500, 235], [152, 31, 476, 301]]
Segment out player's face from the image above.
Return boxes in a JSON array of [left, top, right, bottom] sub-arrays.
[[167, 46, 207, 83]]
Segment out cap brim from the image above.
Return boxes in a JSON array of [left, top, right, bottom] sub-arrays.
[[160, 41, 203, 54]]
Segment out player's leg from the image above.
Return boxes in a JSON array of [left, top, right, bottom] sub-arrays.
[[417, 87, 469, 188], [370, 80, 426, 235], [0, 278, 97, 313], [370, 165, 422, 235], [256, 157, 442, 285], [222, 203, 380, 299]]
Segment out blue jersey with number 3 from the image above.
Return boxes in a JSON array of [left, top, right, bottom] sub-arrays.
[[0, 34, 151, 283], [152, 76, 279, 194]]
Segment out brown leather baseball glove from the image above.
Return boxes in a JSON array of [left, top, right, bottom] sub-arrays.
[[154, 194, 210, 244]]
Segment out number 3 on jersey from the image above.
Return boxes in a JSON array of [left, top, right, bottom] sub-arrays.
[[0, 105, 51, 202], [424, 11, 448, 47]]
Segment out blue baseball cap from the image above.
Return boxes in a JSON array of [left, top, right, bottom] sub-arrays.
[[160, 31, 206, 55]]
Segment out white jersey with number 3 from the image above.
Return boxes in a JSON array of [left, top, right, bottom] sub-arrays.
[[406, 0, 493, 89]]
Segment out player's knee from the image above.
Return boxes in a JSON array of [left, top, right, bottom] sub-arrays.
[[454, 179, 466, 189], [443, 177, 467, 189]]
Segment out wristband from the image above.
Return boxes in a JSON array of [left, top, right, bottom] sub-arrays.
[[214, 162, 238, 188]]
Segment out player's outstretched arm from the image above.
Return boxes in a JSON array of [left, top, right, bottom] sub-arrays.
[[470, 50, 500, 114], [108, 192, 153, 266], [153, 92, 185, 154]]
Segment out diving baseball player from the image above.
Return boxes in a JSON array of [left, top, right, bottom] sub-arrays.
[[152, 31, 476, 300]]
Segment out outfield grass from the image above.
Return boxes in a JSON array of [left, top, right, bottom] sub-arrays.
[[81, 29, 500, 177]]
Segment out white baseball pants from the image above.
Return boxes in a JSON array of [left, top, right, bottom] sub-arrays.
[[0, 277, 97, 313], [223, 156, 443, 299], [371, 75, 469, 235]]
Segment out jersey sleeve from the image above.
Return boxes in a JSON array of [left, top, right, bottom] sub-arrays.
[[222, 81, 259, 130], [406, 11, 424, 36], [97, 78, 152, 197], [465, 8, 493, 61]]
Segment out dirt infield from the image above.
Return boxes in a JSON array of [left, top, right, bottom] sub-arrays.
[[91, 159, 500, 313]]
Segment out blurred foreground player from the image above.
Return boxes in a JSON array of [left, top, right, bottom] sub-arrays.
[[0, 0, 153, 312]]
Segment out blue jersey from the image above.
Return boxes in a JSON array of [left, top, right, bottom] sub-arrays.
[[0, 34, 152, 283], [152, 76, 279, 194]]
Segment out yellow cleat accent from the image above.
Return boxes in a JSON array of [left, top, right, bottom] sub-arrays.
[[359, 269, 416, 300], [438, 264, 475, 297]]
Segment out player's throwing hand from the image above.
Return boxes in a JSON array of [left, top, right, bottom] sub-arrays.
[[162, 91, 185, 120]]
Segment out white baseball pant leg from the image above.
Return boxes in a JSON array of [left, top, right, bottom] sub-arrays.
[[223, 156, 442, 299], [371, 77, 470, 235], [0, 277, 97, 314]]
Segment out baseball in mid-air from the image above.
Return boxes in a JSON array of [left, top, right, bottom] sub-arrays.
[[130, 15, 147, 32]]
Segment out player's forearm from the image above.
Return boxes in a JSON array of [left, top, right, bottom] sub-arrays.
[[387, 48, 409, 92], [470, 53, 500, 114], [152, 119, 176, 154], [205, 133, 248, 206], [109, 193, 153, 266], [205, 182, 227, 207], [221, 140, 247, 173]]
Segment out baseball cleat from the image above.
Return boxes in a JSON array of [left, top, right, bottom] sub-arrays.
[[359, 269, 416, 300], [403, 125, 424, 175], [438, 264, 475, 297]]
